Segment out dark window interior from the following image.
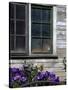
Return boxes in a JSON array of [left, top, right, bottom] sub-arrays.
[[16, 5, 25, 19], [32, 38, 42, 52], [10, 36, 14, 50], [16, 21, 25, 35], [9, 3, 14, 18], [9, 3, 26, 53], [16, 36, 25, 51], [10, 20, 14, 34], [31, 5, 53, 53], [32, 8, 41, 22], [32, 23, 41, 36]]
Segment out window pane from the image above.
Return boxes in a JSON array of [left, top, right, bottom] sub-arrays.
[[32, 39, 41, 52], [32, 8, 41, 22], [16, 5, 25, 19], [9, 3, 14, 18], [16, 36, 25, 51], [10, 20, 14, 34], [42, 24, 50, 37], [32, 23, 41, 36], [42, 9, 50, 22], [42, 39, 52, 52], [31, 6, 52, 53], [10, 36, 14, 50], [16, 21, 25, 35]]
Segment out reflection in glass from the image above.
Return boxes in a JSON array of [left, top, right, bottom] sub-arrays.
[[32, 8, 41, 22], [42, 39, 52, 52], [16, 36, 25, 51], [31, 6, 52, 53], [32, 39, 41, 52], [42, 24, 50, 37], [32, 23, 41, 36], [42, 9, 50, 22]]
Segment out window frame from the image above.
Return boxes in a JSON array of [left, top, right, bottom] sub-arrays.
[[9, 2, 57, 57], [28, 3, 57, 56], [9, 2, 29, 55], [31, 4, 53, 54]]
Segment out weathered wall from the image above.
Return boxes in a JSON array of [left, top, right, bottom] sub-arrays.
[[10, 5, 66, 82], [56, 6, 66, 58]]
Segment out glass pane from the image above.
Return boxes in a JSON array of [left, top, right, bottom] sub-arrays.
[[16, 21, 25, 35], [16, 5, 25, 19], [10, 36, 14, 50], [16, 36, 25, 51], [32, 8, 41, 22], [42, 39, 52, 52], [42, 24, 50, 37], [9, 3, 14, 18], [32, 38, 41, 52], [42, 9, 50, 22], [10, 20, 14, 34], [32, 23, 41, 36]]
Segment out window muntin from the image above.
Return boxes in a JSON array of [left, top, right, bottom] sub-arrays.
[[9, 3, 27, 53], [31, 5, 53, 53]]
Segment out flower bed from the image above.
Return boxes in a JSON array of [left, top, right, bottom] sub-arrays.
[[9, 64, 60, 88]]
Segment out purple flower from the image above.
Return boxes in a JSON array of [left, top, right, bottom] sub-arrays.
[[34, 71, 50, 81], [9, 67, 60, 86], [35, 71, 46, 80], [49, 73, 56, 81], [48, 72, 60, 84], [10, 68, 19, 73], [44, 71, 50, 79], [34, 71, 60, 85], [21, 76, 27, 82], [13, 75, 21, 81], [54, 77, 60, 84]]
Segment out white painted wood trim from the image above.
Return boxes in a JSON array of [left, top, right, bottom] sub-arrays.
[[29, 3, 31, 55], [28, 5, 57, 55], [53, 6, 57, 55]]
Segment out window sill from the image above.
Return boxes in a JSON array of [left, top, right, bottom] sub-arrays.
[[10, 54, 58, 59]]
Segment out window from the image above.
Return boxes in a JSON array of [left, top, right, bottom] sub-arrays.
[[9, 3, 53, 57], [31, 5, 53, 54], [9, 3, 27, 53]]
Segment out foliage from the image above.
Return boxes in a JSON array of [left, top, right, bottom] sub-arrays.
[[9, 64, 60, 88]]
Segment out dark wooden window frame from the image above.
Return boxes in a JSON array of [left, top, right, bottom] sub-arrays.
[[9, 2, 58, 59], [9, 2, 29, 56]]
